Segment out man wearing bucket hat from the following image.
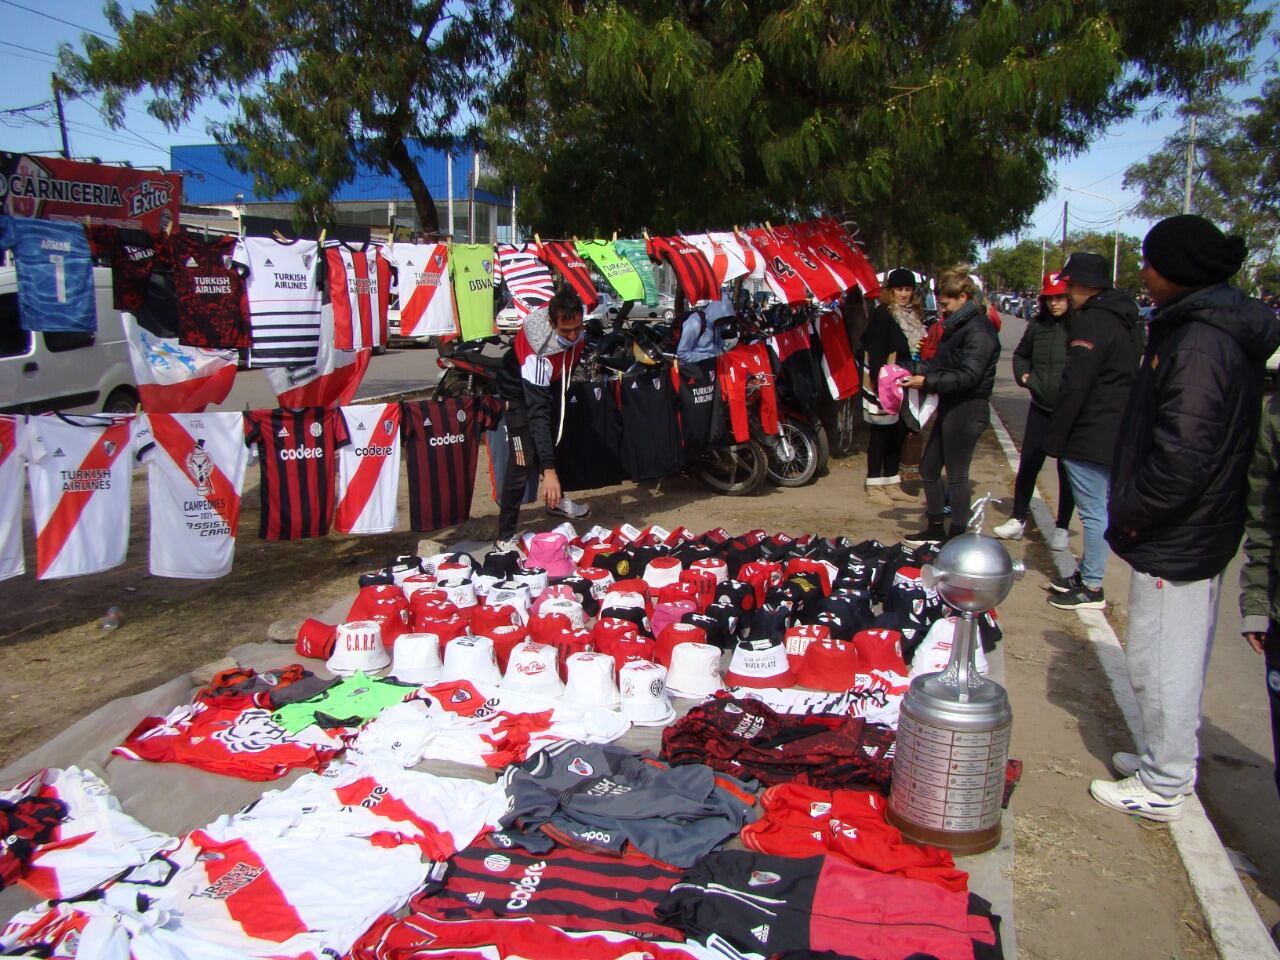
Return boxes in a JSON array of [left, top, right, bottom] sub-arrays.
[[1092, 215, 1280, 821], [1042, 251, 1143, 610]]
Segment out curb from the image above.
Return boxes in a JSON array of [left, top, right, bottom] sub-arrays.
[[988, 403, 1279, 960]]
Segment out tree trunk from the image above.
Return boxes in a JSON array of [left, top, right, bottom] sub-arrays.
[[385, 135, 440, 234]]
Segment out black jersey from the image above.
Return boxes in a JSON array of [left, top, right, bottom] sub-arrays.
[[556, 379, 627, 491], [243, 407, 350, 540], [619, 370, 683, 481], [677, 358, 727, 455], [402, 396, 502, 532]]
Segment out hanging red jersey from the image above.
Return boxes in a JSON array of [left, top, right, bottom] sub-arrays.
[[785, 221, 863, 294], [402, 396, 503, 533], [745, 228, 811, 305], [806, 217, 881, 296], [716, 343, 779, 443], [811, 309, 858, 400], [764, 225, 843, 301], [536, 240, 598, 309], [85, 224, 160, 311], [335, 402, 402, 535], [157, 232, 251, 350], [243, 407, 350, 540], [324, 241, 391, 350], [646, 235, 717, 303]]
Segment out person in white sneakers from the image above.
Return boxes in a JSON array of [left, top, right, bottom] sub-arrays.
[[495, 289, 591, 546], [994, 272, 1075, 550]]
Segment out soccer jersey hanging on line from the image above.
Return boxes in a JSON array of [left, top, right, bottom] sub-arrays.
[[244, 407, 350, 540], [496, 242, 556, 317], [234, 237, 323, 367], [576, 239, 645, 302], [335, 402, 402, 534], [137, 412, 248, 579], [402, 396, 502, 532], [450, 244, 498, 341], [23, 415, 138, 580], [324, 240, 391, 351], [0, 416, 24, 581], [387, 242, 455, 338], [646, 235, 717, 303], [157, 232, 252, 350], [0, 217, 95, 333], [536, 240, 599, 309]]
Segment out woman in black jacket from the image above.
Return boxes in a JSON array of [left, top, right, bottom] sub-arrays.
[[860, 268, 927, 505], [993, 272, 1075, 547], [901, 267, 1000, 544]]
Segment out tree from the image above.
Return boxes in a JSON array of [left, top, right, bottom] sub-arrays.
[[981, 239, 1047, 293], [491, 0, 1266, 269], [1124, 84, 1280, 285], [1063, 230, 1145, 294], [60, 0, 509, 233]]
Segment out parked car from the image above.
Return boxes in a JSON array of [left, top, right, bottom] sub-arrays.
[[0, 265, 139, 414], [387, 306, 430, 348]]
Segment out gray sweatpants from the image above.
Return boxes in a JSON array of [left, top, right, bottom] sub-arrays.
[[1125, 570, 1221, 797]]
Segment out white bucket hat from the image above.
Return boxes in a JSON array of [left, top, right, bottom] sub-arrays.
[[486, 585, 531, 624], [665, 642, 724, 700], [600, 590, 647, 616], [619, 660, 675, 726], [390, 632, 444, 684], [539, 596, 587, 630], [690, 557, 729, 584], [422, 552, 473, 576], [563, 652, 621, 709], [578, 567, 615, 600], [327, 620, 390, 676], [725, 638, 796, 689], [437, 577, 478, 610], [642, 556, 684, 592], [511, 568, 549, 597], [502, 640, 564, 698], [441, 635, 501, 685], [402, 573, 437, 601]]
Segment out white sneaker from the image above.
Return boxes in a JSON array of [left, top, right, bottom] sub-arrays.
[[1112, 751, 1141, 777], [993, 518, 1025, 540], [493, 538, 520, 554], [1050, 527, 1070, 551], [1089, 775, 1184, 822], [547, 496, 590, 519]]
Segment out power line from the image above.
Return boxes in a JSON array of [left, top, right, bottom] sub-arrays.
[[0, 39, 56, 61], [0, 0, 114, 40], [0, 100, 52, 115]]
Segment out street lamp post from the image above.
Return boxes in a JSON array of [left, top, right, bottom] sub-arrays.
[[1063, 186, 1120, 286]]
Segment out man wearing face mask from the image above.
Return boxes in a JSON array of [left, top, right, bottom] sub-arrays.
[[495, 288, 591, 549]]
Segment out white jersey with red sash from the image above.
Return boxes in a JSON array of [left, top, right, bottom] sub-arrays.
[[335, 402, 402, 534], [388, 242, 456, 338], [22, 415, 137, 580], [0, 416, 23, 581], [324, 241, 391, 350], [138, 412, 249, 579]]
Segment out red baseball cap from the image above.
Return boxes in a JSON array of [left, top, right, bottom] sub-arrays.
[[1040, 271, 1067, 297], [295, 618, 337, 659]]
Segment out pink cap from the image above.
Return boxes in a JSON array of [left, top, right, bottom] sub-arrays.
[[525, 532, 575, 579]]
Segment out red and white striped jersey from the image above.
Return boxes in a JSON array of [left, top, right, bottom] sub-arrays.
[[711, 230, 762, 279], [137, 412, 248, 579], [496, 242, 556, 317], [335, 402, 402, 535], [324, 241, 391, 350], [0, 416, 23, 581], [388, 242, 456, 338], [683, 233, 750, 285], [22, 414, 138, 580]]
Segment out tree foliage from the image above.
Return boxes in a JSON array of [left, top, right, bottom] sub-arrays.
[[982, 230, 1143, 294], [1124, 79, 1280, 284], [60, 0, 509, 232], [491, 0, 1266, 269]]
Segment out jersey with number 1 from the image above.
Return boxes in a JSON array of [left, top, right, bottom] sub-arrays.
[[0, 416, 23, 581], [137, 412, 248, 579], [23, 415, 137, 580], [335, 403, 402, 534], [0, 216, 95, 332]]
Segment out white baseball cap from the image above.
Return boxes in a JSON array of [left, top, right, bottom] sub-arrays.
[[390, 632, 444, 684], [665, 642, 724, 700], [501, 640, 564, 698], [563, 652, 621, 709], [327, 620, 390, 676], [441, 635, 501, 685], [619, 660, 675, 726]]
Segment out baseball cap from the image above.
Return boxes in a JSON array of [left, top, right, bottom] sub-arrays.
[[724, 638, 795, 689], [327, 621, 391, 677], [1040, 271, 1067, 296]]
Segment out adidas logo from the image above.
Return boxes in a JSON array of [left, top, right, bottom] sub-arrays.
[[751, 924, 770, 944], [185, 256, 199, 268], [276, 427, 289, 438], [630, 381, 638, 389], [422, 418, 431, 426], [264, 258, 274, 266], [466, 891, 484, 905], [357, 422, 366, 431], [52, 447, 65, 457]]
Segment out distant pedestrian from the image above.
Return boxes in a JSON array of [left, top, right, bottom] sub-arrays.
[[1042, 252, 1142, 610], [900, 267, 1000, 545], [861, 268, 927, 505], [994, 272, 1076, 549], [1091, 215, 1280, 822]]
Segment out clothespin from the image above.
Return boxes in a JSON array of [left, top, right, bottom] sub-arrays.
[[642, 228, 650, 240], [318, 228, 327, 246], [611, 230, 618, 242], [273, 229, 288, 242], [534, 232, 542, 247], [765, 220, 774, 234]]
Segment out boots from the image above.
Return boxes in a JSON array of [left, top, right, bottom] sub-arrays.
[[884, 476, 916, 503], [865, 481, 893, 506], [904, 513, 946, 546]]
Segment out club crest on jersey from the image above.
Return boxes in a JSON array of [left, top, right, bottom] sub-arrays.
[[568, 756, 594, 777], [309, 421, 323, 438], [456, 409, 467, 422], [482, 260, 492, 272], [796, 250, 818, 270], [211, 709, 290, 753], [450, 688, 473, 703], [186, 441, 215, 496], [383, 418, 395, 435], [748, 870, 780, 886], [808, 801, 832, 818], [102, 440, 117, 457], [483, 853, 512, 872]]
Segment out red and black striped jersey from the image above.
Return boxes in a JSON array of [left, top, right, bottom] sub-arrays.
[[646, 236, 717, 303], [324, 241, 391, 350], [243, 407, 350, 540], [414, 839, 684, 941], [535, 240, 598, 309], [402, 396, 502, 532]]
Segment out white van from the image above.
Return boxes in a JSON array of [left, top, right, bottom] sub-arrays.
[[0, 265, 138, 414]]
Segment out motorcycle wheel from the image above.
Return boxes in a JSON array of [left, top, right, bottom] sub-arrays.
[[694, 441, 768, 496], [766, 419, 820, 487]]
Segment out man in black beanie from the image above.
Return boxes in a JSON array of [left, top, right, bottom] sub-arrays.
[[1091, 215, 1280, 822]]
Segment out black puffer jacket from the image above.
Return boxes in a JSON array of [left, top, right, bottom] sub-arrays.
[[1011, 308, 1070, 410], [1107, 284, 1280, 580], [1043, 289, 1142, 465], [920, 300, 999, 402]]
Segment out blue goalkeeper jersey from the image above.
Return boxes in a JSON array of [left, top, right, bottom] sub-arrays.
[[0, 216, 95, 332]]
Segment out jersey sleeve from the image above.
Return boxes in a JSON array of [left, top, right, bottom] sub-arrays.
[[477, 395, 504, 431], [330, 408, 351, 450], [243, 411, 261, 448]]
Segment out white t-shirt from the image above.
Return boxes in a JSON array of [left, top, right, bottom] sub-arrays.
[[0, 415, 24, 581], [388, 242, 456, 338], [335, 402, 402, 534], [233, 237, 323, 368], [137, 412, 249, 579], [23, 414, 138, 580], [684, 233, 749, 284]]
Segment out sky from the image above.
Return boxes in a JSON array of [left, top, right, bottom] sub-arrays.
[[1, 0, 1275, 246]]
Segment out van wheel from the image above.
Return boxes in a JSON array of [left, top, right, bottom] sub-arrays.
[[102, 387, 139, 414]]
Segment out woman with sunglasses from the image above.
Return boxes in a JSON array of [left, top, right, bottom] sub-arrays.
[[993, 273, 1076, 548]]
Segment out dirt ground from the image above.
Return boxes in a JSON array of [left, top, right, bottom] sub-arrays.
[[0, 425, 1217, 958]]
